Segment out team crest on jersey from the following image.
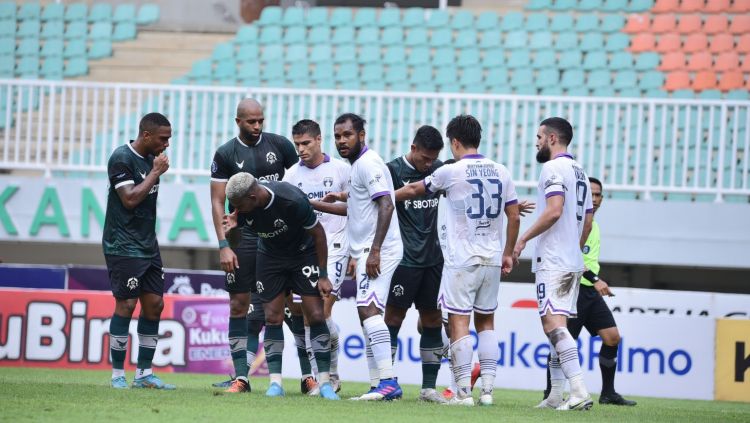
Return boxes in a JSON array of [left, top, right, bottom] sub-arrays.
[[256, 281, 264, 293], [323, 177, 333, 188], [274, 218, 285, 228], [211, 161, 218, 174], [392, 284, 404, 296], [266, 152, 277, 164], [226, 273, 235, 284], [126, 277, 139, 290]]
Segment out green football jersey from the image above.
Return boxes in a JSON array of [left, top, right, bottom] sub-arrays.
[[387, 156, 443, 268], [102, 142, 160, 258], [582, 220, 600, 286]]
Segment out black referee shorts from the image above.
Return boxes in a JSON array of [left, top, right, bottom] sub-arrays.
[[568, 284, 617, 338]]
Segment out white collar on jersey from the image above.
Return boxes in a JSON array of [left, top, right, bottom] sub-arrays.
[[401, 155, 416, 170], [261, 184, 275, 210], [235, 134, 263, 148], [126, 141, 144, 159]]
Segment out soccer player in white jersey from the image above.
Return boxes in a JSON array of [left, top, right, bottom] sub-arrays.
[[512, 117, 595, 411], [283, 119, 350, 392], [328, 113, 404, 401], [397, 115, 521, 406]]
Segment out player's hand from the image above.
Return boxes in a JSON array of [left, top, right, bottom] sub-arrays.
[[322, 192, 346, 203], [512, 239, 526, 266], [501, 254, 514, 276], [318, 276, 332, 298], [222, 210, 238, 235], [151, 154, 170, 176], [219, 246, 238, 273], [346, 257, 357, 277], [365, 249, 381, 279], [594, 280, 614, 297], [518, 200, 536, 217]]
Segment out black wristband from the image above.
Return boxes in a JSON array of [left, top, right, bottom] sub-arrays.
[[583, 270, 599, 282]]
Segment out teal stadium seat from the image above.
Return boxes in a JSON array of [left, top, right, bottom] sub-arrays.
[[235, 26, 257, 43], [285, 44, 307, 62], [605, 33, 630, 52], [89, 40, 112, 59], [41, 21, 64, 39], [504, 30, 527, 49], [432, 47, 455, 66], [384, 46, 405, 65], [451, 10, 473, 30], [578, 0, 603, 11], [726, 90, 750, 100], [593, 87, 616, 97], [602, 0, 627, 12], [257, 6, 281, 26], [613, 71, 637, 89], [550, 15, 574, 32], [475, 12, 498, 31], [357, 27, 379, 45], [619, 88, 643, 97], [382, 27, 404, 45], [305, 8, 328, 27], [501, 12, 523, 31], [389, 81, 410, 91], [136, 4, 159, 25], [410, 64, 433, 84], [17, 20, 40, 38], [561, 69, 584, 88], [0, 18, 13, 37], [90, 22, 113, 40], [89, 3, 112, 22], [458, 48, 480, 67], [0, 37, 13, 56], [482, 47, 504, 68], [558, 49, 583, 69], [260, 26, 282, 44], [284, 26, 305, 44], [425, 9, 449, 29], [575, 14, 599, 33], [588, 70, 611, 88], [16, 56, 39, 76], [113, 4, 135, 23], [361, 64, 384, 82], [260, 44, 283, 62], [486, 67, 509, 85], [510, 70, 532, 88], [532, 49, 556, 68], [555, 32, 578, 50], [0, 2, 15, 20], [282, 7, 304, 27], [406, 27, 428, 46], [583, 51, 608, 70], [332, 27, 354, 44], [643, 88, 667, 98], [552, 0, 577, 11], [64, 57, 88, 77], [429, 28, 451, 47], [530, 31, 552, 49], [334, 46, 355, 63], [65, 3, 87, 22], [353, 8, 377, 28], [308, 26, 330, 44], [237, 60, 260, 80], [526, 0, 552, 11], [113, 22, 137, 41], [610, 52, 634, 70], [480, 29, 502, 48], [402, 8, 424, 27], [237, 43, 259, 59], [0, 58, 12, 76], [263, 60, 283, 80], [65, 21, 87, 39], [17, 38, 39, 56], [189, 59, 212, 79], [455, 29, 477, 48], [537, 69, 560, 88], [601, 15, 625, 33], [214, 60, 236, 80], [310, 45, 332, 63], [64, 39, 86, 58], [40, 38, 63, 57], [312, 62, 333, 81], [627, 0, 654, 12], [41, 3, 64, 21], [362, 81, 385, 90], [329, 9, 352, 27], [507, 49, 531, 68], [635, 52, 660, 70], [385, 64, 406, 83], [407, 47, 429, 65], [378, 8, 400, 28], [460, 67, 482, 86], [435, 67, 457, 85], [541, 86, 564, 95], [639, 71, 665, 90], [525, 13, 548, 31], [580, 33, 603, 51], [567, 87, 589, 96], [18, 3, 40, 20], [414, 82, 436, 92]]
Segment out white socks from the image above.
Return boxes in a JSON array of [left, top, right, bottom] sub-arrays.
[[477, 330, 498, 392], [363, 315, 394, 380], [450, 335, 474, 396]]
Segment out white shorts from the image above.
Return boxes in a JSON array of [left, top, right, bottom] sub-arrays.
[[293, 255, 349, 303], [355, 254, 400, 311], [437, 265, 501, 316], [535, 270, 583, 318]]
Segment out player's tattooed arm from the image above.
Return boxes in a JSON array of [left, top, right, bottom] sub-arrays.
[[394, 180, 427, 201], [115, 154, 169, 209], [306, 222, 332, 297], [310, 200, 348, 216]]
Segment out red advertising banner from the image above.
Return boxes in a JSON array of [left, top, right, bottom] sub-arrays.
[[0, 288, 254, 375]]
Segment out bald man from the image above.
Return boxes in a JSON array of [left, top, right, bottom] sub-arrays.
[[210, 99, 298, 393]]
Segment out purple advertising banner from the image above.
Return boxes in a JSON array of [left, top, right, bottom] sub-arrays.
[[0, 264, 66, 289]]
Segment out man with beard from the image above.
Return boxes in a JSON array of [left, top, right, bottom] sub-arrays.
[[513, 117, 594, 411], [209, 98, 297, 393]]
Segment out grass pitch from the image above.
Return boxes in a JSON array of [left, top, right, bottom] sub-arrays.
[[1, 368, 748, 423]]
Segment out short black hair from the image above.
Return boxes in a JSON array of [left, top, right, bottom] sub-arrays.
[[413, 125, 444, 151], [446, 115, 481, 148], [443, 158, 457, 165], [539, 117, 573, 146], [292, 119, 321, 138], [139, 112, 170, 135], [334, 113, 366, 133], [589, 177, 603, 191]]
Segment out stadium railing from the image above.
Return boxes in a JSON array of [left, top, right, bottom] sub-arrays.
[[0, 78, 748, 202]]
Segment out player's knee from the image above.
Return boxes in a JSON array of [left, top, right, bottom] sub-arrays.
[[306, 308, 325, 326], [602, 329, 621, 346], [264, 309, 284, 325], [418, 309, 443, 329], [116, 299, 137, 317], [384, 308, 406, 327], [229, 297, 249, 317], [546, 326, 568, 345]]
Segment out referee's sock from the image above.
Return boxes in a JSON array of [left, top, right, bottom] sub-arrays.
[[599, 343, 618, 395]]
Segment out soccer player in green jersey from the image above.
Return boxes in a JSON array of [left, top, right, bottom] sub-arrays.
[[543, 177, 636, 406], [103, 113, 174, 390]]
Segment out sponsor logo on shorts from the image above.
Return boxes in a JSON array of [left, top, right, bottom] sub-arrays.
[[392, 284, 404, 297], [226, 273, 235, 285], [256, 281, 264, 293], [126, 277, 139, 290]]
